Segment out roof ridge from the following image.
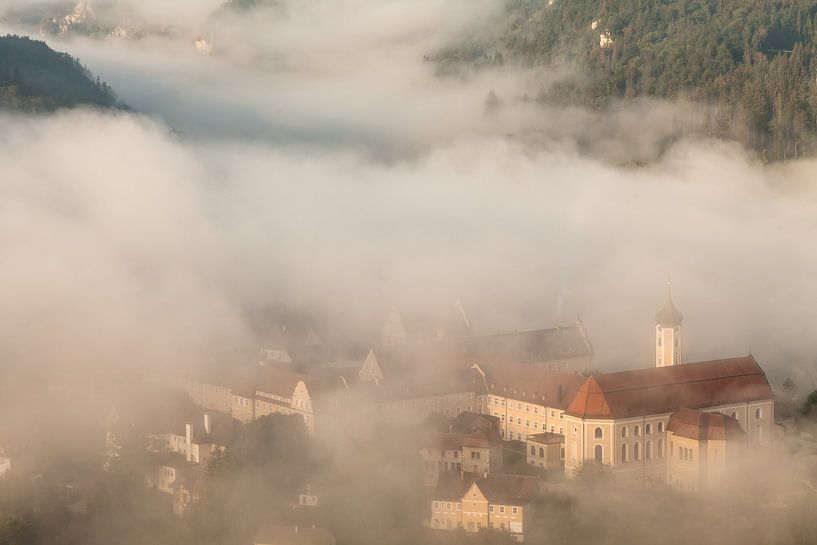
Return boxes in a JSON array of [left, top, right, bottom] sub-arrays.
[[598, 369, 762, 394]]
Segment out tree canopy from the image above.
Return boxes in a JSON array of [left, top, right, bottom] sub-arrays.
[[0, 34, 120, 113]]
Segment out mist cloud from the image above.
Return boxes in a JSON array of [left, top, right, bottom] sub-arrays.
[[1, 0, 817, 390]]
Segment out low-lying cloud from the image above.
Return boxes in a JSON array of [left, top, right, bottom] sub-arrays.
[[1, 0, 817, 390]]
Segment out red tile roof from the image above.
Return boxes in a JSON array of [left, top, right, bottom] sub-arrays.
[[565, 356, 772, 419], [483, 363, 587, 410], [433, 472, 538, 505], [667, 407, 745, 441]]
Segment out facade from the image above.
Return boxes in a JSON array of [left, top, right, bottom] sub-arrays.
[[476, 363, 586, 442], [526, 433, 564, 470], [172, 466, 205, 516], [420, 422, 503, 487], [429, 473, 538, 541], [563, 355, 774, 487], [666, 407, 745, 492]]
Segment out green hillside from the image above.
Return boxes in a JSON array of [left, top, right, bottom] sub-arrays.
[[0, 34, 119, 112], [435, 0, 817, 161]]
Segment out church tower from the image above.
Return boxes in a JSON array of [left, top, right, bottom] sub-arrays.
[[655, 282, 683, 367]]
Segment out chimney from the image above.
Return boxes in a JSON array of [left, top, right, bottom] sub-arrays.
[[203, 414, 211, 435], [185, 424, 192, 462]]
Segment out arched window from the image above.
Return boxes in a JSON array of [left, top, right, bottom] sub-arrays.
[[658, 438, 665, 458], [646, 441, 652, 459], [620, 443, 628, 463], [633, 425, 641, 437], [731, 411, 737, 419], [755, 408, 763, 419], [633, 442, 641, 461], [658, 422, 664, 433], [621, 426, 628, 438], [572, 426, 578, 437], [594, 427, 603, 439], [645, 423, 652, 435], [539, 447, 545, 458], [594, 444, 603, 463], [530, 445, 536, 456]]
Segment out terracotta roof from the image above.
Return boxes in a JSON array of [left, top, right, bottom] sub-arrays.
[[565, 356, 772, 419], [253, 524, 335, 545], [667, 407, 745, 441], [435, 473, 538, 505], [527, 432, 564, 445], [449, 412, 500, 436], [373, 324, 592, 378], [420, 432, 467, 450], [483, 363, 587, 410]]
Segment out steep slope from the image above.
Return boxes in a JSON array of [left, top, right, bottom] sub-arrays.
[[435, 0, 817, 160], [0, 34, 120, 112]]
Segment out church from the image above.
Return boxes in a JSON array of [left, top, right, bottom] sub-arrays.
[[560, 284, 774, 488]]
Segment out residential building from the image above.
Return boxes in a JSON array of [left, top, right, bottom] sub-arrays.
[[172, 466, 206, 516], [429, 473, 538, 541], [420, 423, 502, 486]]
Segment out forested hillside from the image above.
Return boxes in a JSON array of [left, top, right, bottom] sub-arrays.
[[435, 0, 817, 161], [0, 35, 119, 112]]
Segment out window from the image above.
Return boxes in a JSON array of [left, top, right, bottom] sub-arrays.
[[621, 443, 628, 463], [534, 407, 539, 414], [633, 425, 641, 437], [755, 408, 763, 419], [633, 442, 640, 461], [530, 445, 536, 456], [572, 426, 578, 437], [645, 423, 652, 435], [526, 420, 530, 428], [550, 425, 555, 432], [433, 501, 440, 509], [658, 422, 664, 433], [446, 502, 452, 510], [517, 403, 522, 410], [594, 444, 603, 463], [499, 506, 505, 513], [646, 441, 652, 459], [457, 503, 461, 511], [534, 422, 538, 429], [621, 426, 628, 438], [658, 438, 665, 458], [489, 505, 494, 513], [559, 427, 564, 434], [594, 427, 603, 439], [525, 405, 530, 412], [512, 507, 519, 514], [539, 447, 544, 457], [433, 519, 439, 528]]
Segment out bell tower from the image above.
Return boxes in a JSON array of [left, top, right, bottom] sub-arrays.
[[655, 282, 683, 367]]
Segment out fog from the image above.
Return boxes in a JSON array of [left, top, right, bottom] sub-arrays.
[[3, 1, 817, 545], [1, 0, 817, 381]]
